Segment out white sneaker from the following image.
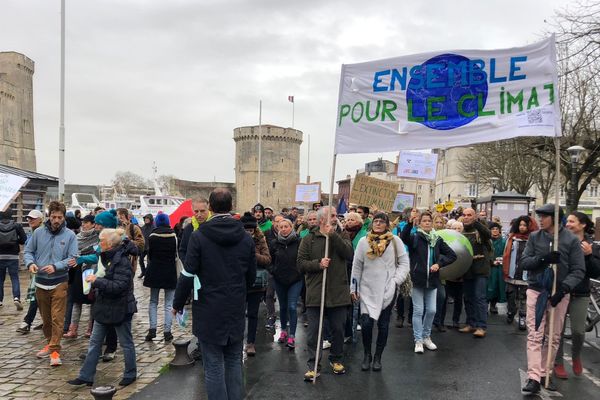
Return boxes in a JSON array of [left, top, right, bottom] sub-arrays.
[[322, 340, 332, 350], [414, 341, 424, 354], [356, 324, 362, 331], [423, 337, 437, 351]]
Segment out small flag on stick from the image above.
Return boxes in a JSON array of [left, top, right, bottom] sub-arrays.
[[288, 95, 294, 103]]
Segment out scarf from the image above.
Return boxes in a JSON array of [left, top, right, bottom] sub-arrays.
[[191, 213, 212, 231], [77, 229, 99, 252], [345, 223, 361, 241], [366, 231, 394, 259], [417, 228, 440, 248], [277, 230, 297, 245]]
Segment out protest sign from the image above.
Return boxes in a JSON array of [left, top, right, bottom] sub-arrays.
[[392, 192, 416, 212], [0, 172, 28, 211], [295, 183, 321, 203], [397, 151, 438, 180], [334, 36, 560, 154], [350, 175, 399, 212]]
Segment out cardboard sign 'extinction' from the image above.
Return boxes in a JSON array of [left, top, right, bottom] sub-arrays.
[[350, 175, 399, 212]]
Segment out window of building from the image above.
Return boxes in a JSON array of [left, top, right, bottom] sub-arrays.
[[560, 186, 565, 197], [466, 183, 477, 197], [272, 182, 276, 188], [400, 184, 405, 191], [588, 185, 598, 197], [417, 196, 422, 205]]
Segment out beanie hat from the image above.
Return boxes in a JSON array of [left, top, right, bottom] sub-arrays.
[[94, 209, 118, 229], [488, 222, 502, 231], [253, 203, 265, 213], [155, 212, 170, 227], [241, 212, 257, 229]]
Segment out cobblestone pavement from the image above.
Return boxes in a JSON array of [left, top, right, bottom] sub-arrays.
[[0, 269, 193, 400]]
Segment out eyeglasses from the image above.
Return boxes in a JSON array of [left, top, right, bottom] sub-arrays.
[[372, 219, 386, 224]]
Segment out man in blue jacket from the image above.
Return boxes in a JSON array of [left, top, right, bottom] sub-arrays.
[[173, 188, 256, 400], [24, 201, 78, 367]]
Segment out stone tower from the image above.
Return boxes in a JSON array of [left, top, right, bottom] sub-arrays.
[[234, 125, 303, 213], [0, 52, 36, 171]]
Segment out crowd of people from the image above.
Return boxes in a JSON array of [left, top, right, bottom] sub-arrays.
[[0, 190, 599, 398]]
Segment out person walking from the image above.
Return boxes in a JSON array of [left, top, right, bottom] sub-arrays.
[[0, 208, 27, 310], [68, 228, 138, 387], [240, 212, 271, 356], [459, 208, 493, 338], [139, 213, 154, 279], [172, 189, 256, 400], [116, 208, 144, 273], [16, 209, 45, 334], [554, 212, 600, 379], [144, 212, 178, 342], [503, 215, 538, 330], [401, 211, 457, 353], [270, 218, 303, 350], [298, 206, 353, 380], [487, 222, 507, 314], [520, 204, 585, 394], [24, 201, 78, 366], [352, 212, 409, 371]]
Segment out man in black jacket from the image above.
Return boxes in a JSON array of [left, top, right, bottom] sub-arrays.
[[0, 209, 27, 310], [173, 188, 256, 400]]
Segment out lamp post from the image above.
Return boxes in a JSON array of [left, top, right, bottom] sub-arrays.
[[490, 177, 499, 194], [567, 145, 585, 213]]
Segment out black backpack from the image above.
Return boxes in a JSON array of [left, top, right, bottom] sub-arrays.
[[0, 220, 18, 247]]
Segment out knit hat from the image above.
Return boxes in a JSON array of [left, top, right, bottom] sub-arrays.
[[488, 222, 502, 231], [253, 203, 265, 213], [264, 206, 273, 212], [82, 214, 95, 224], [241, 212, 257, 229], [155, 212, 170, 227], [94, 209, 118, 228]]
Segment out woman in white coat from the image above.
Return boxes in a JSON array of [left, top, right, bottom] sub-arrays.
[[351, 212, 409, 372]]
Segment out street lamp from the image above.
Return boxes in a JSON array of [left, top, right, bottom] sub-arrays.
[[490, 177, 499, 194], [567, 145, 585, 212]]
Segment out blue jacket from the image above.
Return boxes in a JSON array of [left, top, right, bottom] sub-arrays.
[[24, 221, 78, 286]]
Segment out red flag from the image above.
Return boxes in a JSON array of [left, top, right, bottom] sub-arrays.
[[169, 199, 194, 228], [288, 95, 294, 103]]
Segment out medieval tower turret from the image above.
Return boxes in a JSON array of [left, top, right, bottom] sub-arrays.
[[234, 125, 303, 212], [0, 52, 36, 171]]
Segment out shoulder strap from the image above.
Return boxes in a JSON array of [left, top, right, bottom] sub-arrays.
[[391, 237, 399, 268], [129, 223, 135, 238]]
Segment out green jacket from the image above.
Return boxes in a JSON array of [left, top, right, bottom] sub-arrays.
[[352, 226, 368, 250], [258, 219, 272, 233], [297, 226, 353, 308]]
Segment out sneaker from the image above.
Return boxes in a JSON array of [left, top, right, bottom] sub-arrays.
[[458, 325, 475, 333], [322, 340, 332, 350], [16, 322, 31, 334], [521, 378, 540, 394], [0, 302, 3, 306], [473, 328, 486, 338], [303, 370, 319, 382], [572, 358, 583, 376], [14, 298, 23, 311], [554, 363, 568, 379], [119, 377, 136, 386], [540, 376, 557, 391], [286, 337, 295, 349], [36, 345, 50, 358], [164, 332, 173, 342], [102, 352, 116, 362], [506, 312, 515, 324], [50, 352, 62, 366], [245, 343, 256, 356], [277, 331, 288, 343], [423, 337, 438, 351], [414, 341, 424, 354], [329, 361, 346, 375], [67, 378, 93, 386], [518, 316, 526, 331]]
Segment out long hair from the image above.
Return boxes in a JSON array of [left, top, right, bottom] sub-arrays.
[[569, 211, 595, 236], [509, 215, 534, 235]]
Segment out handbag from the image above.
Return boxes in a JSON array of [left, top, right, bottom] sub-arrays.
[[392, 238, 413, 298], [252, 267, 269, 290]]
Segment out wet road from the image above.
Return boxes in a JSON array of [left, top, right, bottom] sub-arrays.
[[132, 304, 600, 400]]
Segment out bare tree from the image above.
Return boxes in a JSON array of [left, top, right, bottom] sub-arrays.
[[112, 171, 151, 195]]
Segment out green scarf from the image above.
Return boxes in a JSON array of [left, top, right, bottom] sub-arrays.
[[417, 228, 440, 248]]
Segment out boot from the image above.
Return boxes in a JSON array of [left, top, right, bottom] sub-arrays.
[[63, 323, 78, 339], [84, 320, 93, 338], [360, 353, 372, 371], [554, 363, 568, 379], [145, 328, 156, 341], [572, 358, 583, 376], [372, 353, 382, 371]]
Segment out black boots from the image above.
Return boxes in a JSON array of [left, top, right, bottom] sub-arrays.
[[372, 354, 382, 371], [522, 379, 540, 394], [361, 353, 372, 371], [145, 328, 156, 341]]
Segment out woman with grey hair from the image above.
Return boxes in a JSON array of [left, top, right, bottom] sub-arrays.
[[68, 228, 137, 387]]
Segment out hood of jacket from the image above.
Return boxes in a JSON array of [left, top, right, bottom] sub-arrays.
[[44, 219, 66, 235], [200, 215, 246, 246], [143, 213, 154, 224]]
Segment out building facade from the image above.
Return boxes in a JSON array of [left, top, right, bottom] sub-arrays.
[[234, 125, 303, 213], [0, 52, 36, 171]]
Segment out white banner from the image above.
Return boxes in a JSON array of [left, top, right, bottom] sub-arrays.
[[295, 183, 321, 203], [334, 36, 560, 154], [0, 173, 28, 211], [397, 151, 438, 180]]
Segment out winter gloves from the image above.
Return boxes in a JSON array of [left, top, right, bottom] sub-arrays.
[[549, 284, 569, 307], [540, 251, 561, 266]]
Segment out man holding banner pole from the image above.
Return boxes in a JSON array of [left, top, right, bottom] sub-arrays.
[[297, 205, 353, 381]]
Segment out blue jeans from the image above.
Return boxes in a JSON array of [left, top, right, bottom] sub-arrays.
[[0, 259, 20, 301], [411, 287, 437, 342], [464, 276, 488, 329], [199, 339, 244, 400], [149, 288, 175, 332], [79, 318, 136, 382], [273, 280, 303, 337]]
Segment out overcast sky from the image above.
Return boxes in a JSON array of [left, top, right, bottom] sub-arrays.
[[2, 0, 572, 190]]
